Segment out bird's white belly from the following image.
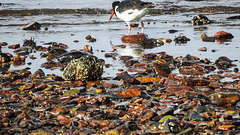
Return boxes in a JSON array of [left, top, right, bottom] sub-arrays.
[[115, 8, 149, 23]]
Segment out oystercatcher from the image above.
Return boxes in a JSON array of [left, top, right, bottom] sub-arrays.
[[109, 0, 154, 34]]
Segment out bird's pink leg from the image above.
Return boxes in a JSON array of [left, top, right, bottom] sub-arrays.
[[128, 24, 131, 34], [141, 21, 144, 33]]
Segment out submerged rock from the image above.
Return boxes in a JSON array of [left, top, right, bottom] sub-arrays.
[[63, 55, 104, 81]]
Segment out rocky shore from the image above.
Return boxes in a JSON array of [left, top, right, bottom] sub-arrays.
[[1, 2, 240, 135]]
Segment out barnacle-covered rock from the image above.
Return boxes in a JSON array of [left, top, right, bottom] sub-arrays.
[[63, 55, 104, 81], [191, 15, 211, 25]]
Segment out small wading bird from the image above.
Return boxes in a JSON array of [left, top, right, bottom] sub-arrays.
[[109, 0, 154, 34]]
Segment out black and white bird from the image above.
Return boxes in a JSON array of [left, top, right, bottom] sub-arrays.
[[109, 0, 154, 34]]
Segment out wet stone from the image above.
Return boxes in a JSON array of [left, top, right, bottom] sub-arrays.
[[179, 66, 208, 75], [113, 71, 134, 81], [125, 59, 139, 67], [215, 56, 232, 69], [104, 52, 117, 58], [174, 34, 190, 44], [227, 15, 240, 20], [8, 43, 20, 49], [202, 35, 215, 42], [116, 88, 141, 98], [121, 34, 147, 44], [0, 53, 11, 63], [153, 61, 171, 77], [142, 53, 157, 60], [140, 38, 162, 49], [58, 51, 88, 64], [189, 111, 210, 121], [0, 42, 8, 46], [119, 55, 133, 61], [49, 48, 68, 58], [209, 92, 240, 107], [21, 22, 41, 31], [214, 31, 234, 40], [31, 69, 45, 78], [158, 115, 179, 133], [30, 128, 55, 135], [156, 107, 174, 118]]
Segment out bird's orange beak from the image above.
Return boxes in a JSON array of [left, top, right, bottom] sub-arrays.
[[109, 10, 115, 20]]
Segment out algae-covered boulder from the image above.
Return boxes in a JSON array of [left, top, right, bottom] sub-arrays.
[[63, 55, 104, 81], [191, 14, 211, 25]]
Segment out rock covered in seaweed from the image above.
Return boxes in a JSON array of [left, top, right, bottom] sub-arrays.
[[191, 14, 211, 25], [63, 55, 104, 81]]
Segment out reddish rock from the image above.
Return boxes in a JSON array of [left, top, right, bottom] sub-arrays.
[[125, 59, 139, 67], [57, 95, 72, 102], [127, 104, 147, 117], [104, 53, 117, 58], [179, 66, 208, 75], [198, 47, 207, 52], [75, 96, 86, 104], [217, 125, 235, 131], [121, 34, 147, 44], [209, 92, 240, 107], [136, 77, 163, 84], [116, 89, 141, 98], [2, 111, 14, 118], [30, 69, 45, 78], [8, 44, 20, 49], [142, 53, 157, 60], [50, 107, 68, 115], [84, 45, 93, 53], [98, 120, 110, 128], [103, 83, 117, 88], [133, 63, 148, 69], [165, 39, 172, 43], [12, 55, 25, 62], [85, 35, 92, 40], [57, 114, 68, 121], [59, 119, 71, 126], [0, 42, 8, 46], [139, 110, 156, 124], [214, 31, 234, 39], [153, 61, 171, 77], [165, 86, 192, 96], [120, 55, 133, 61], [104, 110, 126, 117]]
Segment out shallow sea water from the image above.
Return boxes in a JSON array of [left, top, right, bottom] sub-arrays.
[[0, 0, 240, 79]]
